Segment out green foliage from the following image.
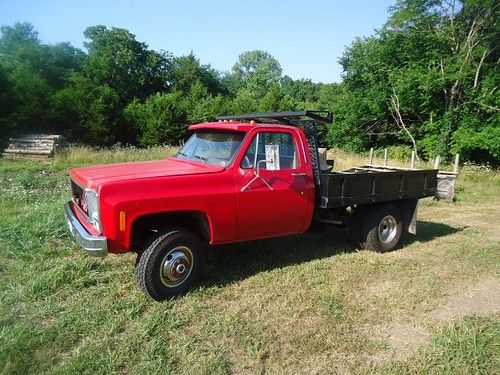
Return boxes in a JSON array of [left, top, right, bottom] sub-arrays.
[[0, 64, 16, 144], [232, 50, 282, 84], [258, 84, 293, 112], [124, 92, 187, 146], [0, 23, 55, 134], [0, 3, 498, 164], [282, 76, 322, 108], [82, 25, 171, 102], [0, 22, 87, 137], [186, 82, 229, 124], [452, 119, 500, 162], [229, 50, 283, 99], [332, 0, 499, 163], [53, 76, 123, 145], [384, 145, 413, 161], [0, 22, 39, 55], [388, 317, 499, 375], [230, 88, 259, 114], [172, 53, 224, 96]]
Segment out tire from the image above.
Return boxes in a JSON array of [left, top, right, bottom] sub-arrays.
[[135, 228, 204, 301], [360, 204, 403, 252]]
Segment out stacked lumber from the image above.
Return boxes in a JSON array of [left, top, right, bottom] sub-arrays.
[[2, 134, 63, 162]]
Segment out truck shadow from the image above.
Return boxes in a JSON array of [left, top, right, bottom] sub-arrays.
[[203, 220, 464, 288], [402, 220, 466, 246]]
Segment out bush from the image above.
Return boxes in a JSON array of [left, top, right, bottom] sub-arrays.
[[387, 145, 413, 161], [124, 92, 188, 147]]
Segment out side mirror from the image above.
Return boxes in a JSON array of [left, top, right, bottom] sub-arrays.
[[241, 159, 273, 192], [255, 159, 268, 175]]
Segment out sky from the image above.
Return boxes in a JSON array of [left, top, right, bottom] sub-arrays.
[[0, 0, 395, 83]]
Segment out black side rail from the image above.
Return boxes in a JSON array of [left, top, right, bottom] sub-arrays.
[[216, 110, 333, 126]]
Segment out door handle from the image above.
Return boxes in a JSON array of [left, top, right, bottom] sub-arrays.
[[291, 172, 306, 177]]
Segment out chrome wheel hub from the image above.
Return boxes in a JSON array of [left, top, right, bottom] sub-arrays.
[[378, 215, 397, 244], [160, 246, 193, 287]]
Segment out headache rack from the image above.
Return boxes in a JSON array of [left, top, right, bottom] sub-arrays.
[[216, 110, 333, 125], [216, 111, 333, 201]]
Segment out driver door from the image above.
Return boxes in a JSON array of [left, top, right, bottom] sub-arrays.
[[235, 130, 312, 240]]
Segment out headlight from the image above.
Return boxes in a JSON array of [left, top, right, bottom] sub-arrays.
[[85, 189, 102, 233]]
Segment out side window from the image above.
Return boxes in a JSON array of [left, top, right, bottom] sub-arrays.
[[241, 132, 299, 170]]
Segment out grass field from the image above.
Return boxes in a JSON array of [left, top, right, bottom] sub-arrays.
[[0, 147, 499, 374]]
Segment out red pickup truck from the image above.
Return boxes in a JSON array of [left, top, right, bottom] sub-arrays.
[[65, 111, 443, 301]]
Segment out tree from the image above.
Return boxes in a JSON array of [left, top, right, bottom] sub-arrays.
[[83, 25, 172, 102], [386, 0, 499, 159], [233, 50, 282, 81], [172, 53, 224, 96], [0, 62, 17, 139], [124, 92, 188, 146], [186, 81, 229, 124], [230, 88, 259, 114], [53, 76, 122, 144], [334, 0, 499, 162], [258, 84, 293, 112], [43, 42, 85, 89], [229, 50, 282, 98], [0, 22, 39, 57], [53, 25, 175, 144], [0, 22, 87, 136], [1, 15, 497, 163], [281, 76, 323, 109], [0, 23, 84, 135]]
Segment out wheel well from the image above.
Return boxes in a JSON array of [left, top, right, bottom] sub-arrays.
[[351, 199, 418, 231], [130, 211, 210, 251]]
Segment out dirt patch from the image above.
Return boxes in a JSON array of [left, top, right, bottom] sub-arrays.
[[431, 278, 500, 321], [365, 321, 429, 364], [364, 280, 398, 298], [384, 322, 429, 359], [365, 278, 500, 364]]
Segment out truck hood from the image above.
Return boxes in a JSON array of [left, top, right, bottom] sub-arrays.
[[70, 158, 225, 189]]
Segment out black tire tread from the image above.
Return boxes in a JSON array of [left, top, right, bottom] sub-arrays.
[[360, 204, 403, 253], [135, 227, 203, 301]]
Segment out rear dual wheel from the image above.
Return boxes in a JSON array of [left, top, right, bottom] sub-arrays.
[[349, 204, 403, 252]]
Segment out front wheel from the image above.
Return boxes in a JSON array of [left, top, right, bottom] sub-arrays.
[[135, 228, 204, 301], [360, 204, 403, 252]]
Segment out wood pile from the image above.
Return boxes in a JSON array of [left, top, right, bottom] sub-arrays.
[[2, 134, 63, 162]]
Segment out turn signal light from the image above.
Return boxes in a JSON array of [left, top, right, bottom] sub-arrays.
[[119, 211, 126, 232]]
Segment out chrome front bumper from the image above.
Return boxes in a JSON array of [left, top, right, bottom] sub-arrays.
[[64, 202, 108, 257]]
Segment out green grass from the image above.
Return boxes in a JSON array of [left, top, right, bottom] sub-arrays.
[[386, 317, 499, 375], [0, 148, 499, 374]]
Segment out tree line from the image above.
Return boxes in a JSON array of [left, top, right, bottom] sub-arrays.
[[0, 0, 498, 164]]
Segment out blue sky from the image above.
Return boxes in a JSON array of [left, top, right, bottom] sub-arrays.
[[0, 0, 395, 83]]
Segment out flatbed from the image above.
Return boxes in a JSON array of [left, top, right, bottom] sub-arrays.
[[320, 166, 438, 208]]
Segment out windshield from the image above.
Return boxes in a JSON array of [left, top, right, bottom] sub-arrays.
[[176, 130, 246, 166]]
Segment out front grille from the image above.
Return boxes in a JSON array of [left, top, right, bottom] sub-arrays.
[[70, 180, 87, 215]]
